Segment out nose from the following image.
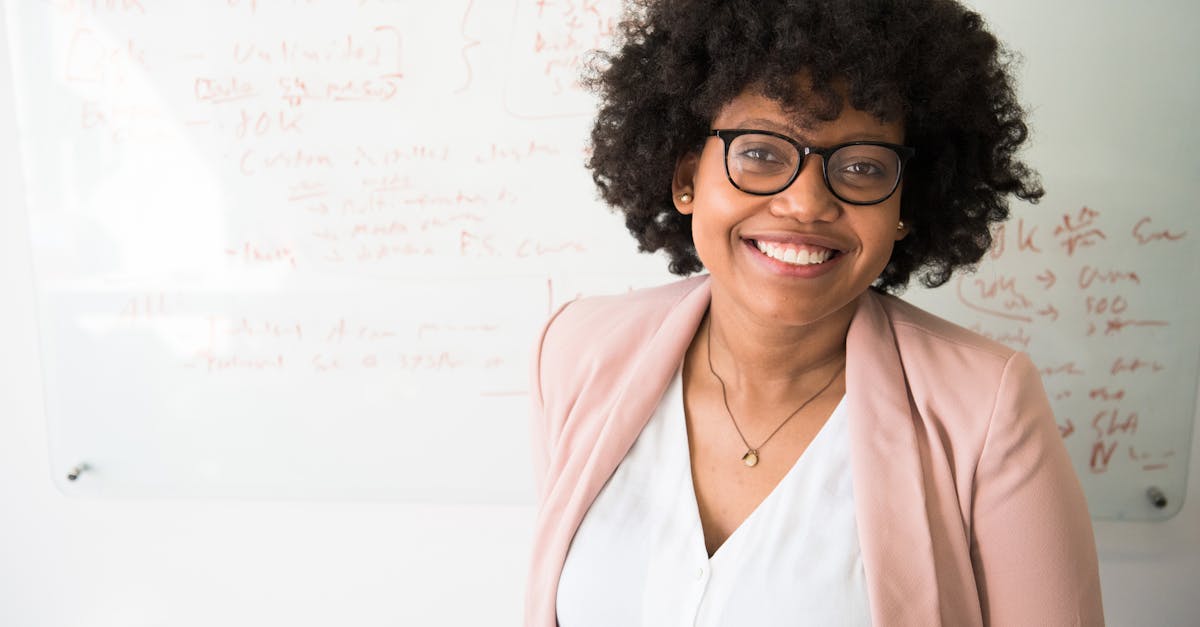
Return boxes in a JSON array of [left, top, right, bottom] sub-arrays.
[[767, 154, 842, 223]]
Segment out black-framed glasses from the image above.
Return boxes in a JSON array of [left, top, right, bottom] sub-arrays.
[[708, 129, 915, 205]]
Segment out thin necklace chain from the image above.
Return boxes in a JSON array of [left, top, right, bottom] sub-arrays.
[[704, 319, 845, 467]]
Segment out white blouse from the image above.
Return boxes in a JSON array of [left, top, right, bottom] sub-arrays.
[[557, 367, 872, 626]]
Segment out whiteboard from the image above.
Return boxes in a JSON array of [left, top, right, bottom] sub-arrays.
[[6, 0, 1197, 518]]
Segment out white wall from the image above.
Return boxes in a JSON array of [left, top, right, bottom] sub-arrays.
[[2, 4, 1198, 627]]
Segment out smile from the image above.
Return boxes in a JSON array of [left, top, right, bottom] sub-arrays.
[[753, 240, 838, 266]]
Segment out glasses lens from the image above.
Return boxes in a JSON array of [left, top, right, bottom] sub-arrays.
[[726, 133, 801, 194], [826, 144, 902, 203]]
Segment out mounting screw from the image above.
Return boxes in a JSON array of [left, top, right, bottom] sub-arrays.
[[67, 464, 89, 481], [1146, 486, 1167, 509]]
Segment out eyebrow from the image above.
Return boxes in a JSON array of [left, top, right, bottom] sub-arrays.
[[732, 117, 896, 144]]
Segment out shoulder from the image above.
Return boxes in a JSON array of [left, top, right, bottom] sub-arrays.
[[539, 276, 706, 363], [873, 290, 1014, 359], [869, 289, 1017, 376], [861, 290, 1047, 438], [531, 275, 706, 407]]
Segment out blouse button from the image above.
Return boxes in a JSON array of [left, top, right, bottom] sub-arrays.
[[696, 567, 705, 581]]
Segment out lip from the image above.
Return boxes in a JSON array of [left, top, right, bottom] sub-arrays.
[[741, 231, 849, 250], [740, 235, 848, 278]]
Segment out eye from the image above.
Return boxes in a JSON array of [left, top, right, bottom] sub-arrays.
[[738, 145, 786, 163], [829, 145, 898, 183], [839, 160, 885, 177]]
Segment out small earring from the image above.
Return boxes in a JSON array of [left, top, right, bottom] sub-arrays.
[[678, 193, 693, 204], [897, 220, 906, 231]]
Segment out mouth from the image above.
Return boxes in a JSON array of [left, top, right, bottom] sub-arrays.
[[746, 238, 843, 267]]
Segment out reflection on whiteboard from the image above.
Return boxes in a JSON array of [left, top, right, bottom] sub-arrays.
[[5, 0, 1197, 518]]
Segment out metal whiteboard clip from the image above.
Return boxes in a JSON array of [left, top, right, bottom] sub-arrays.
[[1146, 486, 1167, 509], [66, 463, 89, 481]]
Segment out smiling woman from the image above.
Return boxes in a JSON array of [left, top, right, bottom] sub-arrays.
[[525, 1, 1104, 626]]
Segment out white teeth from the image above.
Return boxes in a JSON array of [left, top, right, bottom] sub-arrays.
[[755, 240, 834, 266]]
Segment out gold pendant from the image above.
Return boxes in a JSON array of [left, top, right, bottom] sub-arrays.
[[741, 450, 759, 467]]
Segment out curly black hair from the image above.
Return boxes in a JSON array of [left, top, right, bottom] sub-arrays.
[[585, 0, 1043, 291]]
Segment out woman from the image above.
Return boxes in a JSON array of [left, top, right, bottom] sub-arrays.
[[526, 0, 1104, 625]]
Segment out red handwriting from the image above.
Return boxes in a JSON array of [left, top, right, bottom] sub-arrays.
[[456, 0, 482, 94], [1078, 265, 1140, 290], [996, 327, 1032, 348], [279, 75, 400, 106], [233, 34, 389, 67], [1094, 439, 1118, 473], [235, 108, 303, 138], [208, 317, 303, 344], [224, 241, 298, 268], [528, 0, 617, 95], [1102, 318, 1169, 335], [1111, 357, 1165, 375], [186, 350, 286, 373], [460, 231, 499, 257], [353, 144, 451, 167], [1034, 269, 1056, 289], [288, 179, 328, 203], [1090, 440, 1117, 474], [350, 241, 437, 262], [1053, 206, 1107, 255], [1016, 219, 1042, 253], [1128, 446, 1176, 472], [324, 319, 398, 343], [970, 324, 1033, 349], [323, 190, 500, 215], [1040, 362, 1086, 377], [1058, 419, 1075, 438], [310, 351, 471, 373], [1132, 217, 1187, 245], [349, 221, 409, 238], [359, 174, 412, 193], [516, 239, 587, 257], [1084, 295, 1127, 316], [195, 77, 258, 104], [956, 276, 1033, 322], [396, 351, 464, 371], [1091, 409, 1139, 440], [474, 141, 560, 163], [239, 149, 335, 176], [1036, 304, 1059, 321], [1088, 386, 1125, 401], [80, 99, 162, 140], [64, 28, 147, 84]]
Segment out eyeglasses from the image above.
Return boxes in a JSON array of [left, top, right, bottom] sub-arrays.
[[708, 129, 915, 205]]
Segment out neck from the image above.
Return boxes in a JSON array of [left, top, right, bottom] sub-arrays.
[[703, 287, 857, 401]]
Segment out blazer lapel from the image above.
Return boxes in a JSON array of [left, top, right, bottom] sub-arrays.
[[574, 278, 711, 516], [532, 278, 711, 625], [846, 290, 942, 625]]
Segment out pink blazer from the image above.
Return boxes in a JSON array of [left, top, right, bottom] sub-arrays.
[[526, 276, 1103, 626]]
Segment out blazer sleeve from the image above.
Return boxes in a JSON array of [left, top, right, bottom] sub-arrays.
[[528, 300, 574, 501], [970, 351, 1105, 626]]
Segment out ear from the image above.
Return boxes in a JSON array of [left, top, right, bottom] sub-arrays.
[[671, 152, 700, 215], [894, 219, 910, 241]]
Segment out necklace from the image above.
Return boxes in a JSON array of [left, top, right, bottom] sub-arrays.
[[705, 321, 845, 468]]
